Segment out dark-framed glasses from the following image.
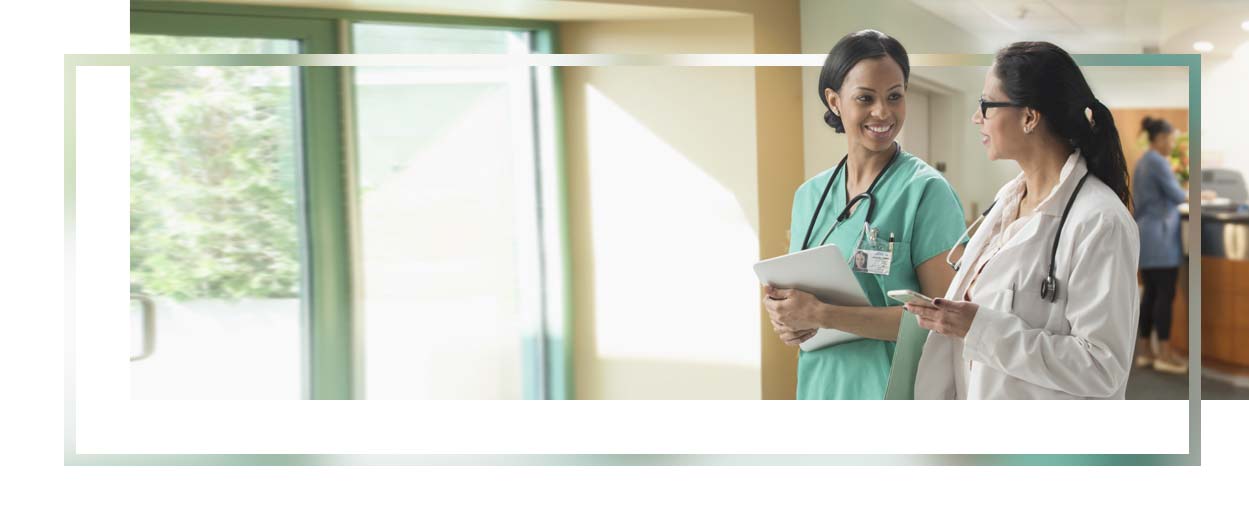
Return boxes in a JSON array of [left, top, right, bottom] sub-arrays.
[[979, 97, 1024, 118]]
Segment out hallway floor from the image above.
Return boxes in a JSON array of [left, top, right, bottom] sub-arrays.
[[1125, 363, 1249, 399]]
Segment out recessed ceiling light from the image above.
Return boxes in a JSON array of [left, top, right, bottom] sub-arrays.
[[1193, 41, 1214, 53], [1242, 20, 1249, 31]]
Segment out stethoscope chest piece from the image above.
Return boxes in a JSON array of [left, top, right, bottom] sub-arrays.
[[1040, 275, 1058, 302]]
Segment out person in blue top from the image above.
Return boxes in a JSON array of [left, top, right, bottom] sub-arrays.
[[1132, 116, 1187, 374], [762, 30, 966, 399]]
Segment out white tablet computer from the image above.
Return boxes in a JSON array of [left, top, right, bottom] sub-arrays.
[[753, 244, 872, 351]]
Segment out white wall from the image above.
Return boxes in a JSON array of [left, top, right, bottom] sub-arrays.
[[897, 86, 929, 161], [1083, 67, 1189, 109], [1201, 43, 1249, 187]]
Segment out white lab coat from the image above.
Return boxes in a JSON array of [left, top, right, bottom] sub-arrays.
[[914, 152, 1140, 399]]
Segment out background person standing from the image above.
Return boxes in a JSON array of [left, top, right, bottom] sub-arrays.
[[1133, 116, 1187, 374]]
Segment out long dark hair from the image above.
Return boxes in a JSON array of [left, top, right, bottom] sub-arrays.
[[1141, 116, 1174, 143], [818, 29, 910, 133], [993, 41, 1130, 206]]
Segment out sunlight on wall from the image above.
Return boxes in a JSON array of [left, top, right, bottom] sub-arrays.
[[584, 85, 760, 367]]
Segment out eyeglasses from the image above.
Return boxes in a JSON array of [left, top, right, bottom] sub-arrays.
[[978, 97, 1024, 118]]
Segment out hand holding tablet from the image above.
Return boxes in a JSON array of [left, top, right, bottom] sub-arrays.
[[753, 244, 871, 351]]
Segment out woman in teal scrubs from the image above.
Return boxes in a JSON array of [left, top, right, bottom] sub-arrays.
[[764, 30, 967, 399]]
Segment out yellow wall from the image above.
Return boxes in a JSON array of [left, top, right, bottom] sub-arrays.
[[557, 1, 803, 399]]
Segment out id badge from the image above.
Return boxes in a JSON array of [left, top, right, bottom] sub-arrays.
[[851, 226, 893, 276]]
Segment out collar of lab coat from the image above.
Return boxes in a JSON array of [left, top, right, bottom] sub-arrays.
[[948, 150, 1087, 304], [995, 150, 1086, 218]]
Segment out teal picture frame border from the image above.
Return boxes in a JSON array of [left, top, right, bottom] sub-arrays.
[[65, 51, 1200, 466]]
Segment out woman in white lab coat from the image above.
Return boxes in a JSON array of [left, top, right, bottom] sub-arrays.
[[908, 41, 1140, 399]]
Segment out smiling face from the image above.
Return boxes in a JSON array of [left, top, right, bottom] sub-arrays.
[[825, 56, 906, 153], [973, 65, 1029, 161]]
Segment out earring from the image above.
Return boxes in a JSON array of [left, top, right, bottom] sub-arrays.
[[1024, 126, 1033, 134], [832, 108, 841, 117]]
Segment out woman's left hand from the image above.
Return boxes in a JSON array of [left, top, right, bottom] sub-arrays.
[[764, 286, 826, 331], [905, 298, 979, 339]]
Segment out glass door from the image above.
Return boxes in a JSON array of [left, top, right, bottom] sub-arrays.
[[350, 23, 539, 399]]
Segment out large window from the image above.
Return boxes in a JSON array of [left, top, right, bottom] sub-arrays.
[[128, 4, 565, 399], [129, 35, 304, 399]]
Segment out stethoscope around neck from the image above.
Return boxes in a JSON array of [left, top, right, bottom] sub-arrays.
[[946, 172, 1092, 303], [800, 142, 903, 251]]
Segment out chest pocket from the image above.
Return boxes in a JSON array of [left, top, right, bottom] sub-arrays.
[[874, 241, 916, 296], [977, 286, 1015, 315], [1010, 265, 1071, 333]]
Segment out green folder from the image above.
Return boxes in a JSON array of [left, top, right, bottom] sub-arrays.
[[884, 311, 931, 400]]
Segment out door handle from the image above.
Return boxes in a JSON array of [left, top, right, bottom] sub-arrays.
[[130, 293, 156, 361]]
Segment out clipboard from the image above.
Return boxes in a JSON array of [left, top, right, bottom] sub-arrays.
[[753, 244, 872, 351], [884, 311, 930, 400]]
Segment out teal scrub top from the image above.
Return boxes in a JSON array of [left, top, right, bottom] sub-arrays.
[[788, 150, 966, 400]]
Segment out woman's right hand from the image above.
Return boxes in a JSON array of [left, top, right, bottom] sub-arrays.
[[763, 285, 822, 345], [780, 328, 817, 346], [770, 319, 817, 346]]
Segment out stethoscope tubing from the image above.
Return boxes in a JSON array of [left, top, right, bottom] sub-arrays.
[[801, 143, 902, 251], [947, 172, 1092, 303]]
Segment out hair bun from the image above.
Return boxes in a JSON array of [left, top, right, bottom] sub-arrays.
[[824, 110, 846, 133]]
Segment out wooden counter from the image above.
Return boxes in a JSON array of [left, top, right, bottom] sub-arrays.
[[1169, 256, 1249, 371]]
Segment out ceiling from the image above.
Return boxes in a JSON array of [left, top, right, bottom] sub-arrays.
[[149, 0, 1249, 56], [157, 0, 742, 21], [909, 0, 1249, 56]]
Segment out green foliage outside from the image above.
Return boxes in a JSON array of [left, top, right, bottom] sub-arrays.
[[130, 35, 301, 300]]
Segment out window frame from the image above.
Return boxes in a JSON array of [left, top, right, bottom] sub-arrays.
[[130, 1, 570, 400]]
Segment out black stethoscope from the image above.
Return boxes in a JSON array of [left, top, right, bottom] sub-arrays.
[[800, 142, 903, 251], [946, 172, 1091, 303]]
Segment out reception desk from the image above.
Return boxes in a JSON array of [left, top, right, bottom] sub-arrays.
[[1171, 208, 1249, 371]]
